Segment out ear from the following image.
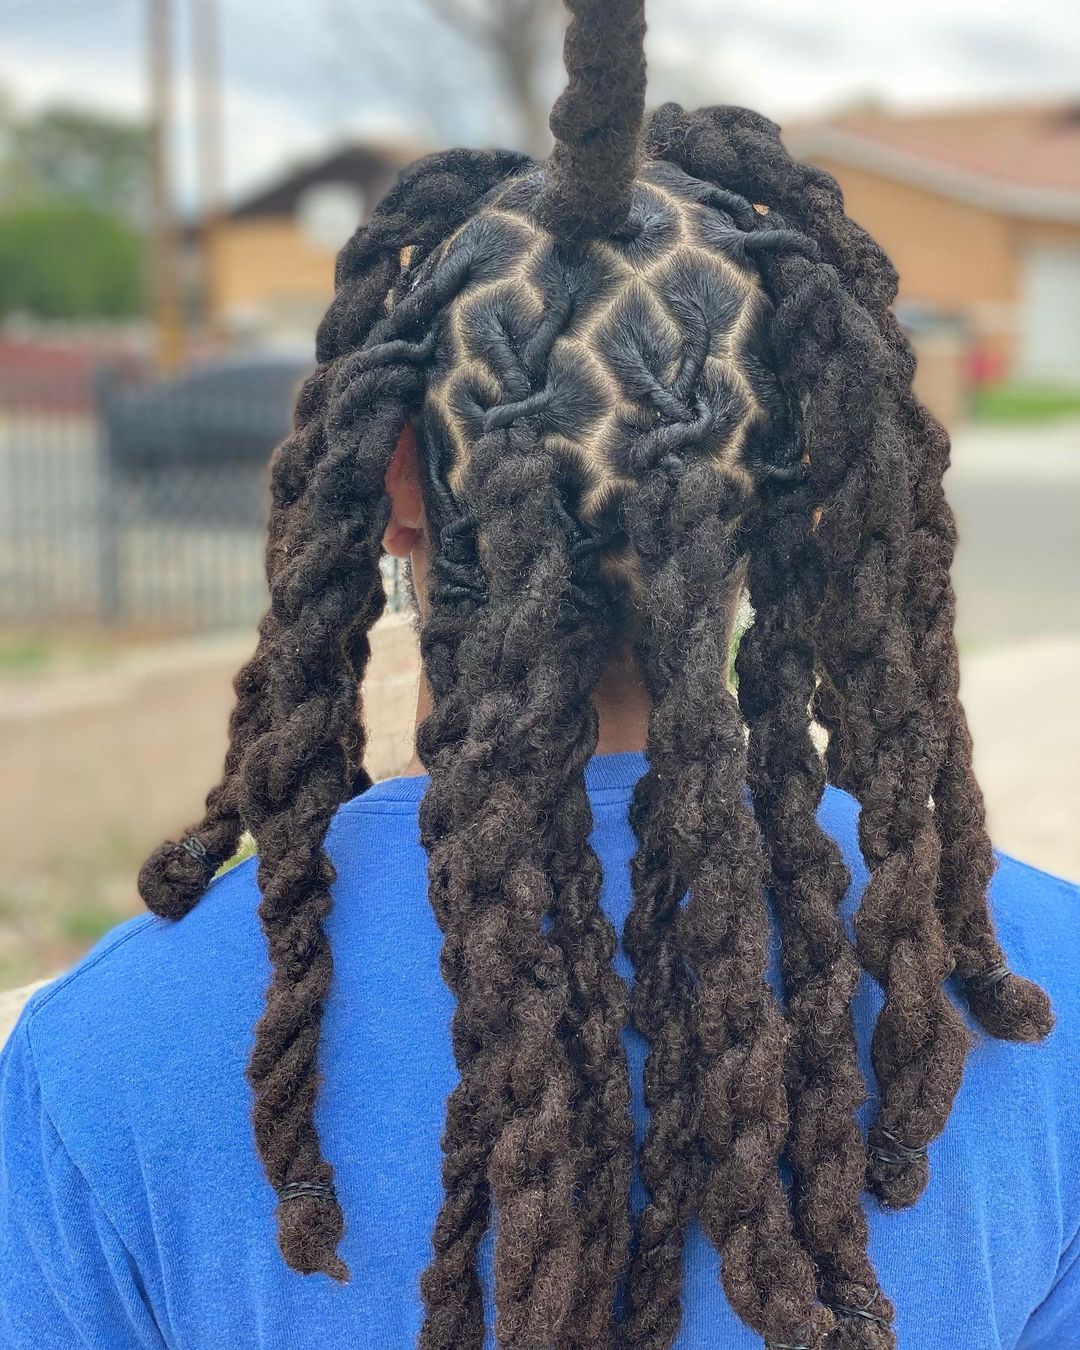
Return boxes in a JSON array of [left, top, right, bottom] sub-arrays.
[[382, 422, 425, 558]]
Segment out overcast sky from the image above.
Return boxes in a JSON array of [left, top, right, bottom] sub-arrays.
[[2, 0, 1078, 207]]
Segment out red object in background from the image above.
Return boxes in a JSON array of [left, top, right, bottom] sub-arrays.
[[966, 340, 1006, 390], [0, 338, 146, 414]]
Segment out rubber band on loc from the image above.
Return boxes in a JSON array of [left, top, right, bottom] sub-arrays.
[[963, 962, 1010, 994], [180, 835, 225, 876], [870, 1127, 929, 1169], [831, 1290, 891, 1329], [277, 1180, 337, 1204]]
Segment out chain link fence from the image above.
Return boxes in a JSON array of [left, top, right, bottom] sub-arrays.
[[0, 348, 406, 632]]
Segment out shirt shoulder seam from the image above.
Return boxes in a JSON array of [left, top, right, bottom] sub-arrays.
[[23, 860, 262, 1028], [24, 917, 158, 1025]]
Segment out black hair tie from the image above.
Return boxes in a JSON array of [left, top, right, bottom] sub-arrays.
[[870, 1127, 928, 1169], [180, 835, 224, 876], [277, 1180, 337, 1204], [831, 1290, 891, 1329], [963, 962, 1011, 994]]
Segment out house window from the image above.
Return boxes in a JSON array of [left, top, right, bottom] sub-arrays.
[[297, 183, 366, 252], [1019, 244, 1080, 384]]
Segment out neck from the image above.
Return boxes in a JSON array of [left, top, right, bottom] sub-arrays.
[[401, 645, 650, 777]]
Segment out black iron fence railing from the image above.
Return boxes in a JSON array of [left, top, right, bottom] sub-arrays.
[[0, 353, 406, 630]]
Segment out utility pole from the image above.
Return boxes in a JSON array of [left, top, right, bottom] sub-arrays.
[[147, 0, 185, 371], [192, 0, 225, 345]]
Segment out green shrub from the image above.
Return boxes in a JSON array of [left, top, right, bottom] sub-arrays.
[[0, 203, 145, 318]]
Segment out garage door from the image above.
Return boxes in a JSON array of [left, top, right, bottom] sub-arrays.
[[1019, 244, 1080, 384]]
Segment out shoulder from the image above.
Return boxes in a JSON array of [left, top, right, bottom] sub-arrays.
[[20, 854, 265, 1030], [3, 794, 419, 1160], [6, 857, 267, 1167]]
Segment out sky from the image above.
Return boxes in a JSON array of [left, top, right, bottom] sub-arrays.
[[1, 0, 1078, 209]]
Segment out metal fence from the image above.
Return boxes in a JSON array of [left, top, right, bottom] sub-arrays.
[[0, 350, 405, 631]]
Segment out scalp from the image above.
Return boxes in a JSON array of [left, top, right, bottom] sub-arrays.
[[417, 163, 794, 552]]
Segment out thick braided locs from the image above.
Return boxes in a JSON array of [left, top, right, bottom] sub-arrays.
[[137, 2, 1052, 1347]]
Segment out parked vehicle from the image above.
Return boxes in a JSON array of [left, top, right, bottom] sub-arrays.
[[100, 352, 311, 479]]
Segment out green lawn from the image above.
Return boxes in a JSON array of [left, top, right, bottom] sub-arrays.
[[0, 632, 110, 677], [973, 383, 1080, 424]]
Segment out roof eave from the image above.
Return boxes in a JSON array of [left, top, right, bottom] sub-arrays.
[[786, 127, 1080, 225]]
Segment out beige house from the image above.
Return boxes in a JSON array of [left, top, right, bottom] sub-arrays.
[[202, 111, 1080, 384], [786, 102, 1080, 383], [204, 140, 429, 342]]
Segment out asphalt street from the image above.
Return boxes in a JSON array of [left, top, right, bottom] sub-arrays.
[[948, 418, 1080, 649]]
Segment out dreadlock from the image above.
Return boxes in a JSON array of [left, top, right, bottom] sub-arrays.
[[138, 3, 1052, 1347], [140, 146, 533, 1275], [645, 102, 1052, 1205]]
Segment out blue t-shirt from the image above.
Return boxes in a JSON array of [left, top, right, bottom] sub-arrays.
[[2, 751, 1080, 1349]]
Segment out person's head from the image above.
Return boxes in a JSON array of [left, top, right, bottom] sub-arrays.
[[138, 2, 1052, 1346], [381, 157, 796, 661]]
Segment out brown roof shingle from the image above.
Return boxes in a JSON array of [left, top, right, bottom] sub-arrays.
[[786, 101, 1080, 213]]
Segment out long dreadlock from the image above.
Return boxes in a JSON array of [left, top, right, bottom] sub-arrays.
[[139, 3, 1051, 1347]]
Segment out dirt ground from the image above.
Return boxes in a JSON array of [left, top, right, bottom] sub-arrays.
[[0, 615, 418, 990]]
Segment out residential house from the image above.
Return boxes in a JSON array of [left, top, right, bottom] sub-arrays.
[[203, 140, 429, 342], [786, 102, 1080, 384]]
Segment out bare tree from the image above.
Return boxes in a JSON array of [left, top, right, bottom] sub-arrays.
[[318, 0, 466, 146], [317, 0, 727, 158], [420, 0, 562, 154]]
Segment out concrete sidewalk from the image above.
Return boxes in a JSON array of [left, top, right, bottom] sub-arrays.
[[961, 636, 1080, 883]]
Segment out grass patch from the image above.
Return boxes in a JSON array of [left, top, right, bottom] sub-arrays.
[[217, 832, 257, 877], [727, 596, 753, 693], [0, 952, 39, 991], [58, 901, 123, 947], [0, 633, 110, 678], [973, 383, 1080, 424], [0, 636, 55, 674]]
